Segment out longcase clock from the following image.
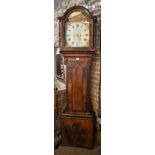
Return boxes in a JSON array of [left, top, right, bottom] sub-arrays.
[[58, 6, 97, 148]]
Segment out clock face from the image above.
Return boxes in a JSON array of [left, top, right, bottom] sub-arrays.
[[65, 22, 89, 47]]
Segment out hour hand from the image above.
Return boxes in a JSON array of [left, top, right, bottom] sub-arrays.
[[76, 34, 81, 41]]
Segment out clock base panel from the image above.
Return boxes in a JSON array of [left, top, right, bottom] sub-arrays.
[[60, 114, 95, 148]]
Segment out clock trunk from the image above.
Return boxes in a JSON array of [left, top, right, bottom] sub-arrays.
[[65, 55, 91, 114]]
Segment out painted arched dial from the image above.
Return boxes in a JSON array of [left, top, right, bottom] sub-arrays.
[[65, 22, 89, 47], [64, 10, 90, 48]]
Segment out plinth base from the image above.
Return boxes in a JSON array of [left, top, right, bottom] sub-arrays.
[[60, 113, 95, 148]]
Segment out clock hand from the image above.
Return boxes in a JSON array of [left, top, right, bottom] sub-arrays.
[[76, 34, 81, 42]]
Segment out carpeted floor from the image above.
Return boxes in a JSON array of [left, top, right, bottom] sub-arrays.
[[54, 145, 101, 155], [54, 131, 101, 155]]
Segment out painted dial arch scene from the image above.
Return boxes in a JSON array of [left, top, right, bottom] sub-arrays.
[[65, 22, 89, 47]]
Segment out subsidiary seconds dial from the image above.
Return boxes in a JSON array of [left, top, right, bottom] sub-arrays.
[[65, 22, 89, 47]]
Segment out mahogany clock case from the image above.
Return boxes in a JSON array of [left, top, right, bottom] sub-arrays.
[[58, 6, 97, 149]]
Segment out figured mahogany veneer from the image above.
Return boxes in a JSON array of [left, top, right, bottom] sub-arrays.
[[63, 52, 93, 115], [60, 114, 94, 148]]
